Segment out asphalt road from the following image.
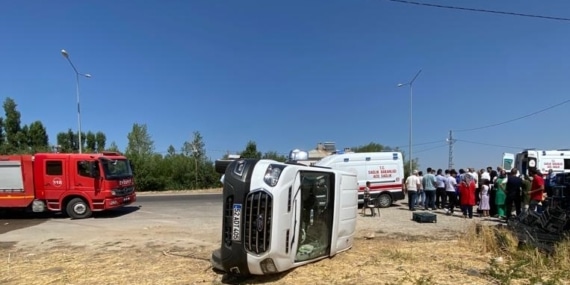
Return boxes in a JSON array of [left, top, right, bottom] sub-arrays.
[[0, 193, 223, 236]]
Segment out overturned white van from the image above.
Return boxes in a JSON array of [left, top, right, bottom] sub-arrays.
[[211, 158, 358, 278]]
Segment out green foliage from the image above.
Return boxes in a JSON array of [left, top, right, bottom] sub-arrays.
[[0, 98, 49, 154], [240, 140, 262, 159], [262, 151, 287, 162], [0, 97, 422, 192]]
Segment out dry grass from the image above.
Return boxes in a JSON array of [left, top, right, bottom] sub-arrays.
[[460, 224, 570, 285], [1, 226, 570, 285]]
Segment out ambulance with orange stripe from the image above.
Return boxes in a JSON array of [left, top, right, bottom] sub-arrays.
[[313, 151, 405, 208]]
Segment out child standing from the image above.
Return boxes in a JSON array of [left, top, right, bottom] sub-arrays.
[[479, 180, 491, 217]]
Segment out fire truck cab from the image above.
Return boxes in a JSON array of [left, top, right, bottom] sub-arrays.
[[0, 152, 136, 219]]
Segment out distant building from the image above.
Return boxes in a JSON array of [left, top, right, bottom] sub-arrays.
[[293, 142, 353, 166]]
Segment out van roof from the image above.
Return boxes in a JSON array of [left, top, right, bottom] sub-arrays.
[[315, 151, 402, 165]]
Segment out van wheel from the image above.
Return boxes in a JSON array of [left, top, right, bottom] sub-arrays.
[[377, 194, 392, 208], [66, 198, 92, 219]]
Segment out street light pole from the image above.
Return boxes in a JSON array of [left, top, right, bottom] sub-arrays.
[[61, 49, 91, 154], [398, 69, 422, 176]]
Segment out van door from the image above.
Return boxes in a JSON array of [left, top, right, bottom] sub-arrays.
[[295, 170, 334, 263], [42, 159, 67, 208]]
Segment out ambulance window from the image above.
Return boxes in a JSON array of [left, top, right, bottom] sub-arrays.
[[46, 161, 63, 175], [565, 159, 570, 170]]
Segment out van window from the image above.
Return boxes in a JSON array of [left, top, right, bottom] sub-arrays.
[[46, 161, 63, 175]]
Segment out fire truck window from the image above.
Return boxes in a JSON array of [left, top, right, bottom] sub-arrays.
[[46, 161, 63, 176], [77, 162, 91, 177]]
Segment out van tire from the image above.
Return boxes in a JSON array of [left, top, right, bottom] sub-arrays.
[[66, 198, 92, 219], [377, 193, 392, 208]]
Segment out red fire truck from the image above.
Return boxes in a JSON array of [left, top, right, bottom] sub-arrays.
[[0, 152, 136, 219]]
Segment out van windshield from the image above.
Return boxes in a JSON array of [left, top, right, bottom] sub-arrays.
[[100, 158, 133, 179]]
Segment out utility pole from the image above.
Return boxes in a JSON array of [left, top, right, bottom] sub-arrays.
[[447, 130, 455, 170]]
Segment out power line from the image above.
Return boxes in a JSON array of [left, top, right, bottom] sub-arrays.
[[453, 98, 570, 132], [456, 139, 529, 150], [415, 143, 448, 154], [386, 0, 570, 22], [395, 139, 443, 149]]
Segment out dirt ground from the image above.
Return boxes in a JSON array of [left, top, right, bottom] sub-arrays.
[[0, 192, 510, 285]]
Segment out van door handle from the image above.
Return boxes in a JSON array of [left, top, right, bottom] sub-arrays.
[[76, 183, 82, 186]]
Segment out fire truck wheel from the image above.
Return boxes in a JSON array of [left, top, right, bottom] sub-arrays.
[[377, 193, 393, 208], [66, 198, 92, 219]]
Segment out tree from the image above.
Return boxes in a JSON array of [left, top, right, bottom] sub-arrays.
[[3, 97, 22, 152], [352, 142, 386, 153], [262, 151, 287, 162], [95, 131, 106, 152], [85, 131, 97, 152], [166, 145, 176, 157], [190, 131, 206, 160], [106, 141, 120, 152], [16, 125, 29, 153], [27, 121, 49, 153], [125, 123, 162, 191], [125, 123, 154, 156], [240, 141, 261, 159], [0, 117, 5, 154]]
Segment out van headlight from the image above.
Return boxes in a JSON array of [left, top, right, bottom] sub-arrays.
[[264, 164, 285, 187]]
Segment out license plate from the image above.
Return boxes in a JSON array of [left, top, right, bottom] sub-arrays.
[[123, 197, 130, 202], [232, 204, 242, 241]]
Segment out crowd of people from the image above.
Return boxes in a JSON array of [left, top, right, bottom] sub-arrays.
[[403, 166, 549, 219]]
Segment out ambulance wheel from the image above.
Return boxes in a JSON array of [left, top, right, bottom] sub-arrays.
[[66, 198, 92, 219], [377, 194, 393, 208]]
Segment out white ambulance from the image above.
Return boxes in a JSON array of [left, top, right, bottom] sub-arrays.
[[505, 149, 570, 176], [313, 151, 405, 208]]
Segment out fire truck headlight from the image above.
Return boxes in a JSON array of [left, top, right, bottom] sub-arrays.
[[111, 190, 117, 196], [264, 164, 285, 187], [260, 258, 277, 274]]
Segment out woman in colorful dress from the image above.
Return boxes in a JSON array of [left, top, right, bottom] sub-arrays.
[[494, 169, 507, 218]]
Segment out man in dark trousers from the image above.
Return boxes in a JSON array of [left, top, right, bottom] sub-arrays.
[[489, 166, 499, 217], [505, 168, 523, 219]]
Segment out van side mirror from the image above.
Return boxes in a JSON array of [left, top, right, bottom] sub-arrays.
[[90, 161, 100, 178]]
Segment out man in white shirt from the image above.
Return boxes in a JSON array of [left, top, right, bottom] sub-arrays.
[[481, 169, 491, 182], [405, 170, 421, 211], [445, 169, 458, 215]]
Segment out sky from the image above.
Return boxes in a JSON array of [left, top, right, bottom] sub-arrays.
[[1, 0, 570, 170]]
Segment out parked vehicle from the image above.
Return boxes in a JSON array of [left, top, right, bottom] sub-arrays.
[[313, 151, 405, 208], [211, 157, 358, 278], [502, 152, 515, 172], [504, 149, 570, 177], [0, 152, 136, 219]]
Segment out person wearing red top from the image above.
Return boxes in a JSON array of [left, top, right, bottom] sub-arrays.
[[459, 174, 477, 218], [529, 169, 545, 212]]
